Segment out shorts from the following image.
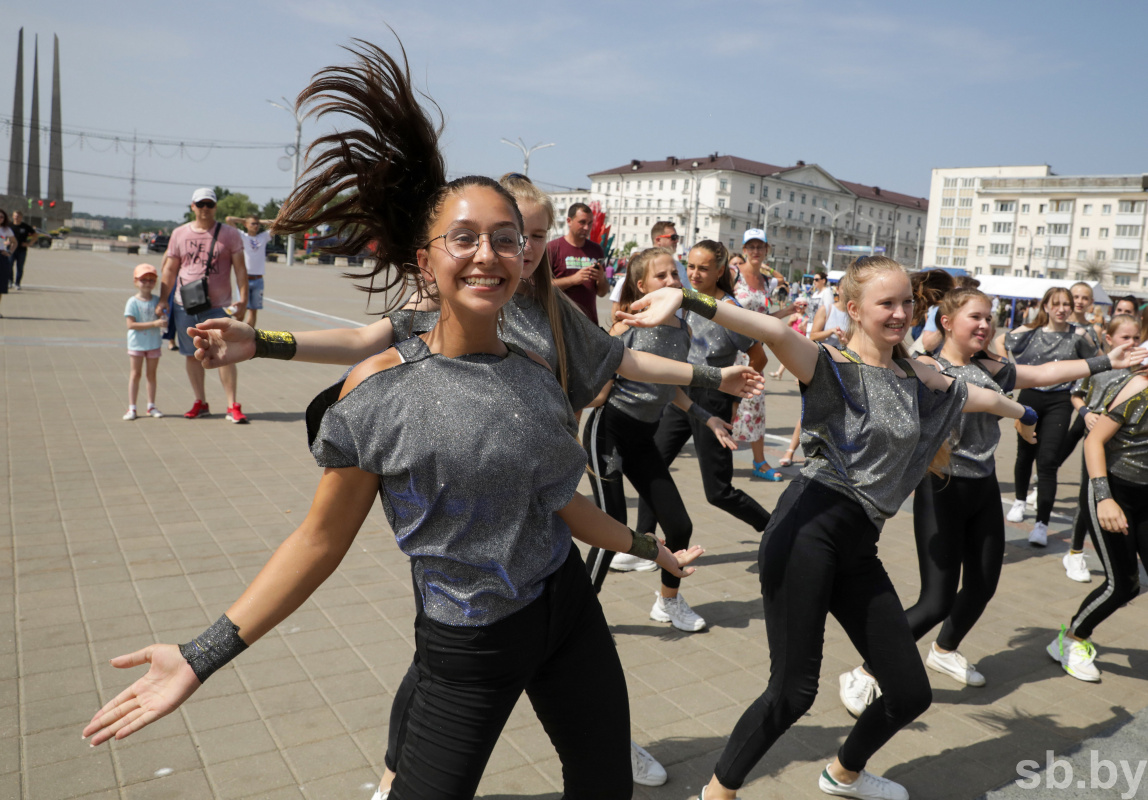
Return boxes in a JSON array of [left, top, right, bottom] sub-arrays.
[[172, 304, 228, 357], [128, 348, 162, 359], [247, 275, 264, 310]]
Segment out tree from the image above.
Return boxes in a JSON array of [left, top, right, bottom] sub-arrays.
[[182, 187, 256, 222], [260, 198, 281, 221], [1075, 254, 1108, 284], [619, 240, 638, 257]]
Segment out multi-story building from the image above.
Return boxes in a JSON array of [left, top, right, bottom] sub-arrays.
[[546, 188, 591, 233], [925, 165, 1148, 294], [554, 154, 927, 276]]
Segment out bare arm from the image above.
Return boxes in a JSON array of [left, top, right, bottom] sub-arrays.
[[157, 255, 180, 315], [230, 250, 248, 316], [192, 317, 399, 369], [126, 315, 164, 331], [1084, 415, 1126, 534], [919, 329, 943, 353], [1012, 342, 1143, 390], [616, 347, 764, 399], [907, 359, 1027, 419]]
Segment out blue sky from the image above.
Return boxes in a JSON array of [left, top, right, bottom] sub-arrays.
[[4, 1, 1146, 221]]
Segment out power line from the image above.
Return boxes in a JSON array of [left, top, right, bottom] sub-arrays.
[[0, 157, 290, 191], [0, 114, 288, 150]]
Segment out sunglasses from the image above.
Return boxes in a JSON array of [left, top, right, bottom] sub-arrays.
[[657, 234, 681, 243], [194, 200, 216, 209]]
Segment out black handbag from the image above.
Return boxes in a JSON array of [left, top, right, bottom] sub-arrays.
[[178, 223, 221, 315]]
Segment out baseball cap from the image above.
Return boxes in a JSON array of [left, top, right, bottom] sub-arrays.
[[191, 187, 217, 204], [133, 263, 158, 279], [743, 228, 768, 245]]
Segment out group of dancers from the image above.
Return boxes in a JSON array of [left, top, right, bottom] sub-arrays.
[[81, 40, 1148, 800]]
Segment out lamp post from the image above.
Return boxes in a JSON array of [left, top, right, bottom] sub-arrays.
[[750, 198, 785, 275], [499, 137, 554, 177], [268, 97, 303, 266], [676, 166, 723, 249], [822, 209, 852, 272]]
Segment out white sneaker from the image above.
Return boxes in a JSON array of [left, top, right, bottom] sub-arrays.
[[650, 593, 706, 632], [630, 740, 667, 786], [122, 408, 137, 421], [1026, 487, 1038, 507], [838, 667, 881, 718], [146, 406, 164, 418], [819, 765, 908, 800], [1047, 626, 1100, 682], [1006, 499, 1027, 523], [697, 787, 741, 800], [1028, 521, 1048, 547], [370, 788, 389, 800], [925, 643, 985, 687], [610, 552, 659, 573], [1063, 551, 1092, 583]]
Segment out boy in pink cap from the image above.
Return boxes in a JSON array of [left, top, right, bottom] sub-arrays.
[[123, 263, 165, 420]]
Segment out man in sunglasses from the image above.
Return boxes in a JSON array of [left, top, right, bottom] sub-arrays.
[[158, 187, 251, 423], [609, 220, 685, 322]]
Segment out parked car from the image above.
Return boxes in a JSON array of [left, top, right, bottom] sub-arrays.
[[147, 234, 170, 254], [35, 227, 54, 248]]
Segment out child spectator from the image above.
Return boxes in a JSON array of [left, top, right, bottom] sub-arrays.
[[124, 264, 165, 420]]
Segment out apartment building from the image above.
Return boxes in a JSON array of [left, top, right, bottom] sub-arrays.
[[925, 165, 1148, 293], [555, 154, 927, 276]]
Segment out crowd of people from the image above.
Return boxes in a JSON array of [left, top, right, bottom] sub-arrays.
[[76, 39, 1148, 800]]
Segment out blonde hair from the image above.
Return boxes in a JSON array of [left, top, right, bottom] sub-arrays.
[[617, 247, 672, 315], [837, 256, 911, 360], [1107, 314, 1139, 338]]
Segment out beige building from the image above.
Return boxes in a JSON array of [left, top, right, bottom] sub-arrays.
[[925, 165, 1148, 294], [548, 155, 928, 277]]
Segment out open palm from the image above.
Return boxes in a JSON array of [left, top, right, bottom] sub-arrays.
[[82, 644, 201, 746]]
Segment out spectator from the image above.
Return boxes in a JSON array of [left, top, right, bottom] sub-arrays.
[[9, 210, 37, 290], [548, 203, 608, 323], [1113, 295, 1139, 319], [158, 188, 250, 423], [225, 214, 275, 327], [0, 209, 14, 315], [805, 271, 835, 334]]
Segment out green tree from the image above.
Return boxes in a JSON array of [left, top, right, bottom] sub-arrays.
[[183, 187, 254, 222], [260, 198, 281, 220]]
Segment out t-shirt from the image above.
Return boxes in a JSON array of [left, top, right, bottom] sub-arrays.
[[124, 295, 162, 352], [11, 222, 35, 249], [807, 286, 835, 334], [165, 222, 244, 308], [239, 230, 271, 277], [547, 236, 605, 323], [0, 226, 14, 254]]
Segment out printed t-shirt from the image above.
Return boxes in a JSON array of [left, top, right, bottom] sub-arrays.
[[240, 230, 271, 276], [547, 236, 605, 323], [165, 222, 244, 308]]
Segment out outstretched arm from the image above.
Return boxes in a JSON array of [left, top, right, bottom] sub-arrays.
[[191, 317, 398, 369], [617, 348, 764, 399], [1012, 342, 1143, 390]]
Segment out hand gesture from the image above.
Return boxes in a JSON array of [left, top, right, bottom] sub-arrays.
[[1096, 497, 1128, 535], [1015, 419, 1037, 445], [706, 416, 738, 450], [82, 644, 200, 746], [191, 317, 257, 368], [1107, 342, 1148, 371], [653, 539, 705, 579], [719, 365, 764, 398], [1083, 411, 1100, 432], [617, 287, 683, 328]]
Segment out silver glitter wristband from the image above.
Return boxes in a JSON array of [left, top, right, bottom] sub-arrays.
[[626, 529, 660, 561], [690, 364, 723, 390], [688, 402, 713, 424], [1086, 355, 1112, 375], [681, 287, 718, 320], [1090, 477, 1113, 503], [179, 614, 248, 684]]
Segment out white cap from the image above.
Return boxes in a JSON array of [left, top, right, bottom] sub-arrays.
[[743, 228, 767, 245], [191, 187, 217, 204]]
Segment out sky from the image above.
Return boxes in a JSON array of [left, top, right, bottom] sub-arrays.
[[4, 0, 1147, 223]]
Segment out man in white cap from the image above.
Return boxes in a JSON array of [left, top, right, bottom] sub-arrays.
[[157, 188, 250, 422]]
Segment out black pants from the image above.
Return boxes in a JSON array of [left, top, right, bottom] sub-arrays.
[[1013, 389, 1073, 524], [12, 246, 26, 287], [1070, 475, 1148, 640], [583, 403, 692, 590], [384, 549, 631, 800], [863, 473, 1003, 672], [1071, 452, 1091, 552], [714, 480, 931, 787], [636, 387, 769, 536], [1057, 411, 1087, 468]]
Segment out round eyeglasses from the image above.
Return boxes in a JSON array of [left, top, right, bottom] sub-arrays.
[[426, 227, 525, 259]]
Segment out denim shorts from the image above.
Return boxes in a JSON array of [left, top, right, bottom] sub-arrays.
[[248, 276, 264, 310], [173, 304, 228, 357]]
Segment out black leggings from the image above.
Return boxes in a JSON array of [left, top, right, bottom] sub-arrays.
[[1013, 389, 1074, 524], [1070, 475, 1148, 640], [862, 473, 1004, 674], [714, 480, 931, 787], [583, 403, 692, 590], [1071, 452, 1091, 552], [636, 387, 770, 536], [384, 549, 631, 800]]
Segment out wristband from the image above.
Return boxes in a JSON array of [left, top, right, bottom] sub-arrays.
[[1090, 477, 1113, 503], [689, 364, 722, 390], [1085, 355, 1111, 375], [688, 402, 713, 424], [1019, 405, 1038, 426], [253, 329, 297, 360], [626, 529, 660, 562], [178, 614, 248, 684], [681, 287, 718, 320]]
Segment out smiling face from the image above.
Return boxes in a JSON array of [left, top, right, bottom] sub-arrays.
[[941, 297, 993, 355], [1071, 284, 1094, 314], [848, 270, 913, 347], [637, 253, 681, 295], [1044, 291, 1073, 325], [416, 186, 523, 318], [1114, 299, 1138, 317], [518, 201, 549, 282], [686, 246, 724, 295], [742, 239, 768, 265]]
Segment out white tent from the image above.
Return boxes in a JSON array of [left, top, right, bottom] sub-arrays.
[[971, 275, 1113, 306]]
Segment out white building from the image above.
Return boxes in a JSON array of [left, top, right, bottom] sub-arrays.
[[924, 165, 1148, 295], [65, 217, 105, 231], [546, 188, 591, 234], [554, 154, 927, 277]]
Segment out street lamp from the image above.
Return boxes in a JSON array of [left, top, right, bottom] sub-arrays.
[[822, 209, 853, 272], [750, 198, 786, 275], [268, 97, 303, 266], [500, 137, 555, 177], [675, 167, 723, 249]]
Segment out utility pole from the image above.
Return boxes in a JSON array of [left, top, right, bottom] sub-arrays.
[[268, 97, 304, 266], [128, 130, 138, 219], [806, 223, 815, 273], [499, 137, 554, 177]]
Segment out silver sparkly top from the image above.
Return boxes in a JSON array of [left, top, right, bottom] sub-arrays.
[[1071, 368, 1131, 412], [933, 354, 1017, 479], [386, 309, 440, 340], [310, 337, 586, 627], [1005, 328, 1098, 392], [799, 345, 969, 526], [608, 322, 691, 422], [1102, 377, 1148, 483], [685, 294, 755, 368]]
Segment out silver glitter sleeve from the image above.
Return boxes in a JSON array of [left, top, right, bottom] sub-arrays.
[[1102, 379, 1148, 484]]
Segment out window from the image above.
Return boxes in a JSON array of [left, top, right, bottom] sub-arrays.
[[1099, 228, 1109, 238], [938, 237, 951, 246], [991, 267, 1005, 276], [801, 194, 807, 204], [1039, 204, 1047, 213], [719, 179, 728, 191], [799, 212, 805, 221], [974, 266, 984, 275], [941, 198, 956, 208], [1050, 200, 1073, 212], [1048, 223, 1069, 235], [976, 246, 985, 256], [995, 201, 1016, 212], [682, 179, 690, 190], [1016, 247, 1025, 257], [953, 257, 967, 266], [670, 179, 676, 190], [940, 216, 954, 227], [943, 177, 957, 188], [787, 209, 793, 219], [623, 199, 629, 209], [959, 197, 973, 207], [1116, 225, 1142, 237], [1033, 248, 1043, 257], [1021, 204, 1030, 213], [646, 199, 652, 208], [1102, 204, 1112, 214], [878, 210, 884, 220], [1036, 226, 1045, 235], [936, 255, 950, 265], [776, 188, 781, 199], [992, 222, 1013, 233], [1097, 250, 1107, 261], [962, 178, 976, 188], [748, 203, 754, 213], [954, 237, 968, 246], [1019, 225, 1029, 236], [789, 191, 795, 202], [1113, 249, 1140, 261], [648, 181, 653, 190], [990, 243, 1011, 255], [1047, 246, 1067, 258], [978, 224, 988, 234], [957, 216, 971, 228], [717, 198, 726, 208], [1118, 200, 1146, 213], [1082, 204, 1092, 214], [867, 224, 873, 233], [1113, 274, 1131, 286], [1077, 250, 1087, 260], [749, 183, 755, 195], [1080, 227, 1090, 237], [981, 204, 990, 213]]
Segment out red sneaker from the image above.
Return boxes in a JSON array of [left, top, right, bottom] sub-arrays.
[[184, 400, 210, 419], [226, 404, 249, 424]]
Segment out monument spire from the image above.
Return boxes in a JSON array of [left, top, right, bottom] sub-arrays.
[[48, 34, 64, 201], [7, 28, 24, 196], [26, 34, 41, 200]]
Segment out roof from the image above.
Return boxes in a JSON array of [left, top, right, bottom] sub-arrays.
[[589, 154, 927, 211], [964, 275, 1112, 305]]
